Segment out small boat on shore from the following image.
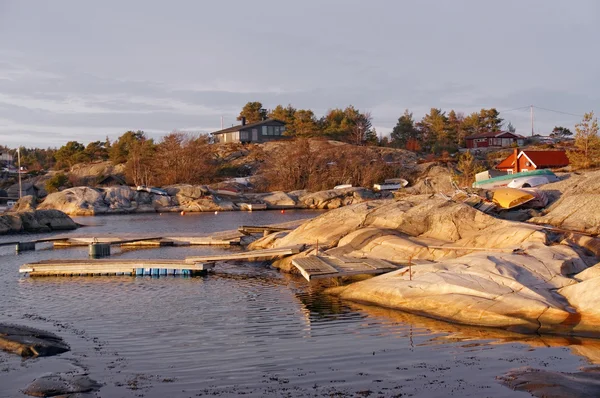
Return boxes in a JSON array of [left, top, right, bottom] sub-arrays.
[[136, 186, 169, 196], [490, 188, 535, 209], [239, 203, 267, 211], [373, 178, 408, 191], [507, 176, 551, 189], [473, 169, 557, 189]]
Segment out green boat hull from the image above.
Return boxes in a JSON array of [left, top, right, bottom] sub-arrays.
[[473, 169, 556, 188]]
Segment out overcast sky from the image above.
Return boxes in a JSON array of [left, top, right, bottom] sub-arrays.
[[0, 0, 598, 148]]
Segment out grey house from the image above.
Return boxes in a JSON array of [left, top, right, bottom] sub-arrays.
[[211, 118, 287, 144]]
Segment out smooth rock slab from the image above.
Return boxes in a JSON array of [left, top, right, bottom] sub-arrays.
[[0, 324, 70, 357], [23, 373, 101, 397], [498, 366, 600, 398]]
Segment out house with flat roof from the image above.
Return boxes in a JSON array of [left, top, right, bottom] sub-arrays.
[[496, 149, 570, 173], [211, 118, 287, 144]]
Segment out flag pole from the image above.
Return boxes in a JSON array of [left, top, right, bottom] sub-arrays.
[[17, 147, 22, 199]]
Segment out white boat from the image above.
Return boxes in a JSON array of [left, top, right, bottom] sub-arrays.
[[239, 203, 267, 211], [373, 183, 403, 191], [507, 176, 551, 189], [136, 186, 169, 196], [384, 178, 409, 187], [333, 184, 353, 190]]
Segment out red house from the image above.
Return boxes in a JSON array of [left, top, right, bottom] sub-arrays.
[[496, 149, 570, 173], [465, 131, 524, 149]]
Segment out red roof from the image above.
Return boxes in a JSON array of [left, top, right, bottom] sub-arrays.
[[496, 150, 569, 170], [496, 153, 516, 169], [521, 150, 570, 167]]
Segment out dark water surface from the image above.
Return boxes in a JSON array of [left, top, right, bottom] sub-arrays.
[[1, 211, 599, 397]]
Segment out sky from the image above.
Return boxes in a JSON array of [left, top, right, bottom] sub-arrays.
[[0, 0, 599, 148]]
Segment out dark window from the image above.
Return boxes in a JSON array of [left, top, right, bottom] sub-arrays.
[[240, 131, 249, 140], [268, 126, 274, 135], [262, 126, 268, 136]]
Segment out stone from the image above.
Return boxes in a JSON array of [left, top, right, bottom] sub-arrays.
[[498, 367, 600, 398], [530, 170, 600, 235], [0, 324, 70, 357], [266, 195, 600, 337], [256, 191, 297, 209], [23, 374, 101, 397], [38, 187, 108, 216], [0, 210, 77, 234], [11, 195, 37, 212], [102, 186, 135, 213]]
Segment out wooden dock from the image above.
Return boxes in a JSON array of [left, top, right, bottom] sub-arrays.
[[184, 245, 304, 263], [19, 259, 214, 277], [292, 255, 398, 281]]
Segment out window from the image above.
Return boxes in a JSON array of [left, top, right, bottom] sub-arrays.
[[262, 126, 268, 136], [280, 126, 286, 133], [507, 170, 513, 174], [274, 126, 280, 135], [268, 126, 274, 135], [240, 131, 249, 141]]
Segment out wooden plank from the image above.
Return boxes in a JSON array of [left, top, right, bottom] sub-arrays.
[[292, 255, 399, 281], [19, 259, 211, 277], [238, 225, 292, 235], [357, 257, 397, 270], [184, 245, 303, 263], [292, 257, 338, 281]]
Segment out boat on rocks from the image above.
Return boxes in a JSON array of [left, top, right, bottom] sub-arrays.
[[473, 169, 557, 189]]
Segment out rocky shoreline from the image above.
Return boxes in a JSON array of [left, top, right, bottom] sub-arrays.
[[0, 209, 78, 235], [30, 185, 382, 216], [250, 184, 600, 338]]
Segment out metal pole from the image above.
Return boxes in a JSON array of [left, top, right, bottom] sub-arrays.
[[530, 105, 534, 137], [17, 147, 22, 199]]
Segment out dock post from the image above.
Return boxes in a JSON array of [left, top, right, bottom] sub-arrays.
[[89, 242, 111, 258], [16, 242, 36, 253]]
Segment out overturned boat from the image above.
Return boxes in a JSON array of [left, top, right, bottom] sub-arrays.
[[473, 169, 557, 189]]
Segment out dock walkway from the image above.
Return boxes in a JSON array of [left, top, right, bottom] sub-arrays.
[[292, 255, 398, 281], [19, 259, 213, 277]]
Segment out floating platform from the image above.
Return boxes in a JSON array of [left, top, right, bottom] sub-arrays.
[[184, 245, 304, 263], [238, 225, 292, 236], [19, 259, 213, 277], [292, 255, 398, 281]]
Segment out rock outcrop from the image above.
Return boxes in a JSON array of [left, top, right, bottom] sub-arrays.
[[32, 185, 382, 216], [260, 196, 600, 337], [0, 209, 77, 234], [0, 324, 70, 357], [529, 170, 600, 235]]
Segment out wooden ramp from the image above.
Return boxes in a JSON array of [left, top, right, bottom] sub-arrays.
[[184, 245, 303, 263], [19, 259, 213, 277], [292, 255, 398, 281]]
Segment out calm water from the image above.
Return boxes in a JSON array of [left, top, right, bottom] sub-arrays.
[[0, 211, 599, 397]]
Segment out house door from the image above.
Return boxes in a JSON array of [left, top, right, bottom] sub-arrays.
[[252, 129, 258, 141]]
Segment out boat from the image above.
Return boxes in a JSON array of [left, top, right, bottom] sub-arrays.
[[373, 178, 408, 191], [490, 188, 535, 209], [239, 203, 267, 211], [373, 183, 403, 191], [136, 186, 169, 196], [333, 184, 353, 190], [473, 169, 557, 189], [507, 176, 551, 189], [384, 178, 409, 187]]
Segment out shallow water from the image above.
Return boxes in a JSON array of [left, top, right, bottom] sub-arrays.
[[1, 211, 599, 397]]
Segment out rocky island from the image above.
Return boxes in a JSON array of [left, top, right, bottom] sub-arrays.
[[244, 170, 600, 338]]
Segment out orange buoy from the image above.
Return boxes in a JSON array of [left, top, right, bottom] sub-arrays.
[[280, 210, 285, 214], [180, 211, 186, 216], [214, 211, 218, 215]]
